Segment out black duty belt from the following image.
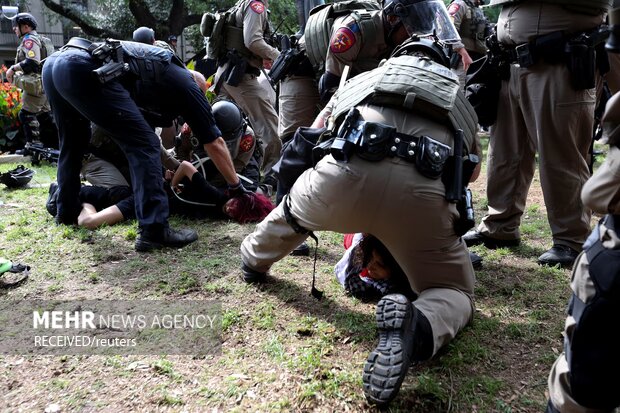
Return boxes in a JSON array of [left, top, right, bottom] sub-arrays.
[[61, 37, 100, 54], [330, 111, 452, 179], [501, 26, 609, 68]]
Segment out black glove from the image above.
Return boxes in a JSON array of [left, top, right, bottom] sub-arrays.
[[227, 181, 251, 198]]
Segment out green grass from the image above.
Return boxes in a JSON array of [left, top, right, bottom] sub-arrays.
[[0, 151, 597, 412]]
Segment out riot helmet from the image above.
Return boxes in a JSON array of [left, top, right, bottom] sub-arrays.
[[0, 165, 35, 188], [390, 36, 451, 67], [11, 12, 37, 36], [132, 26, 155, 44], [383, 0, 460, 44], [212, 100, 245, 159]]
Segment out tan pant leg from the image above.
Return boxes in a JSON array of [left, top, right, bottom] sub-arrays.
[[221, 73, 281, 176], [479, 65, 537, 240], [532, 64, 594, 250], [81, 156, 130, 188], [22, 92, 50, 113], [278, 76, 320, 139], [241, 154, 474, 354], [548, 247, 607, 413]]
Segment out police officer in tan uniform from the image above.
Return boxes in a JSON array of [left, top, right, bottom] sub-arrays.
[[5, 13, 53, 147], [240, 0, 480, 405], [447, 0, 489, 89], [277, 37, 321, 143], [547, 15, 620, 409], [214, 0, 281, 184], [464, 0, 611, 268]]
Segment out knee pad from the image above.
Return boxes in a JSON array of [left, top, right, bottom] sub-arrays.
[[567, 218, 620, 409]]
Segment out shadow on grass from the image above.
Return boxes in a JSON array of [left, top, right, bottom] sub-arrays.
[[257, 274, 377, 344]]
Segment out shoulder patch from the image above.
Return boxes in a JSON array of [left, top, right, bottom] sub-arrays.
[[27, 50, 35, 58], [448, 3, 460, 15], [330, 27, 356, 54], [250, 1, 265, 14], [239, 134, 254, 153], [23, 39, 34, 50], [347, 21, 360, 34]]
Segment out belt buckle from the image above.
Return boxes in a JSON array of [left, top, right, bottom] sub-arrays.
[[515, 43, 534, 68]]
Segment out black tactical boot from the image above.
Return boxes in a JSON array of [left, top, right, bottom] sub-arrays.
[[135, 225, 198, 252], [463, 230, 520, 249], [363, 294, 433, 406], [469, 250, 483, 269], [537, 245, 579, 268], [46, 182, 59, 217], [290, 241, 310, 256], [241, 263, 266, 283]]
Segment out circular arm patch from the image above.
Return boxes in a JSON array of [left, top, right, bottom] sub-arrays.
[[250, 1, 265, 14], [330, 27, 356, 54]]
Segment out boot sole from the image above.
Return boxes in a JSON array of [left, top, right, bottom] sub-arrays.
[[362, 294, 414, 406]]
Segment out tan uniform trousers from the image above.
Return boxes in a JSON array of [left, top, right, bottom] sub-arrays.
[[81, 156, 130, 189], [241, 107, 475, 356], [278, 75, 320, 140], [478, 4, 603, 251], [216, 68, 281, 177], [547, 218, 620, 413], [22, 90, 50, 114]]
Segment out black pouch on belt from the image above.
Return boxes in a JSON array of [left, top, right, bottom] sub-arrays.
[[565, 39, 596, 90], [415, 136, 451, 179]]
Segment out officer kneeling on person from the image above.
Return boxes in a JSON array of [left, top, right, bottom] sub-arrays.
[[43, 38, 246, 252], [240, 0, 481, 405]]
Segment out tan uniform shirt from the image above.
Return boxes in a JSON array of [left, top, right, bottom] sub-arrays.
[[324, 11, 389, 77], [233, 0, 280, 68], [15, 31, 49, 113], [447, 0, 488, 55]]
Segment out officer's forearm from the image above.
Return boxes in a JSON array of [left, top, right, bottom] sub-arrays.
[[19, 58, 40, 74], [204, 138, 240, 186], [248, 40, 280, 62]]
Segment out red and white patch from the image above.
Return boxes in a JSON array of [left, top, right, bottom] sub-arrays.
[[448, 3, 460, 15], [239, 134, 254, 153], [250, 1, 265, 14], [329, 27, 356, 54], [23, 39, 34, 50]]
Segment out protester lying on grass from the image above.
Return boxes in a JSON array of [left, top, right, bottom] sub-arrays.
[[47, 161, 274, 229], [334, 233, 417, 301]]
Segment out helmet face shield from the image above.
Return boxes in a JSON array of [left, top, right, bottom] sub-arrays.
[[394, 0, 461, 44]]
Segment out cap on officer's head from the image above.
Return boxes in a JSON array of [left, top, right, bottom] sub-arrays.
[[133, 26, 155, 44], [167, 34, 177, 43], [382, 0, 460, 44], [12, 12, 37, 30]]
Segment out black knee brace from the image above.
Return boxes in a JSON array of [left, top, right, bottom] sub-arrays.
[[567, 215, 620, 410]]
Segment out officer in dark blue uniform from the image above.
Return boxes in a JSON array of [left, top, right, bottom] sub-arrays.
[[42, 38, 245, 251]]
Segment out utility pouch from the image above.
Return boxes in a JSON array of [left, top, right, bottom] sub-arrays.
[[274, 126, 330, 198], [226, 57, 247, 87], [357, 122, 394, 162], [13, 73, 43, 97], [415, 135, 451, 179], [330, 108, 361, 162], [566, 40, 596, 90]]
